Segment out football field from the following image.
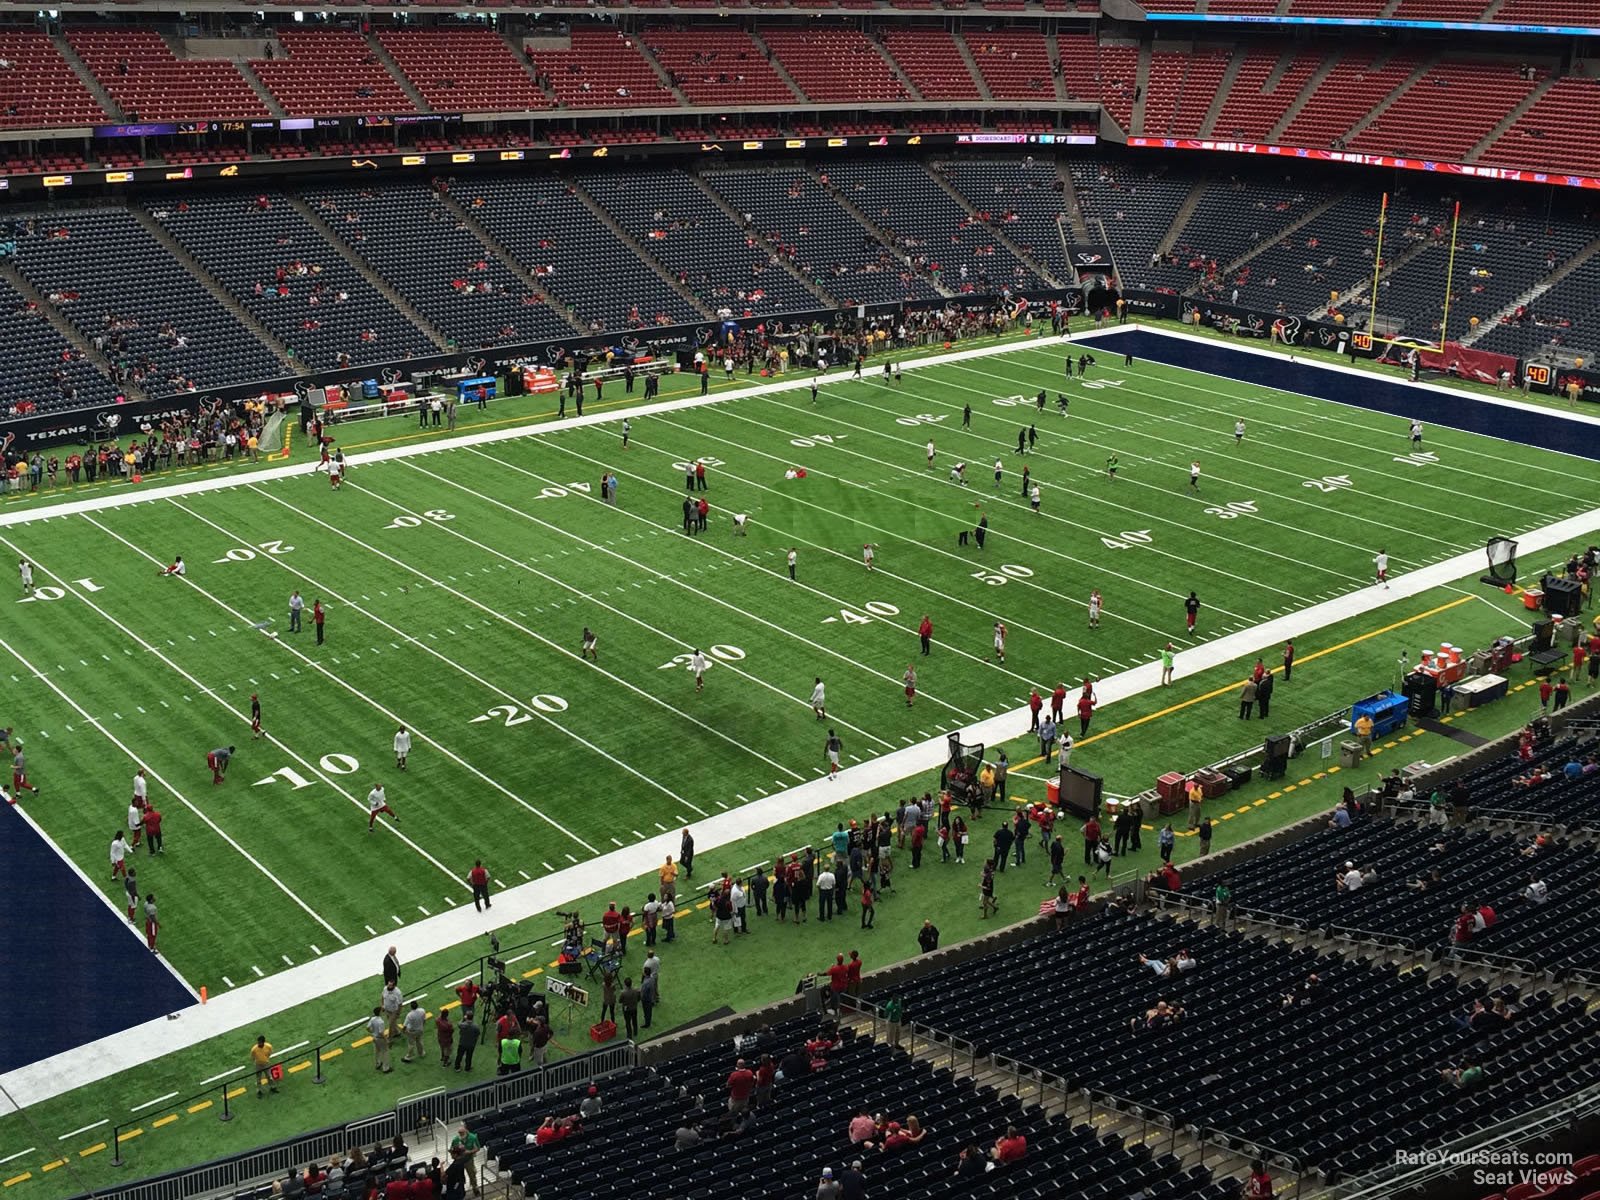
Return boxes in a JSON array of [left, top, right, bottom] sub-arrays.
[[5, 330, 1599, 1004]]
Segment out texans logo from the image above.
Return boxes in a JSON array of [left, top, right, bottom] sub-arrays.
[[1317, 329, 1337, 347], [294, 383, 312, 400], [469, 358, 487, 376], [1182, 301, 1201, 320], [695, 326, 714, 345], [621, 336, 640, 354], [545, 345, 566, 365], [383, 368, 404, 384], [1064, 294, 1084, 314]]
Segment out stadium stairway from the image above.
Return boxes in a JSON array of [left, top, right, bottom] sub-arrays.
[[565, 175, 715, 319], [1461, 232, 1600, 347], [1464, 71, 1561, 163], [1056, 159, 1091, 244], [1265, 54, 1343, 145], [748, 28, 808, 104], [1194, 48, 1248, 139], [0, 258, 129, 400], [51, 31, 122, 122], [873, 31, 925, 102], [1308, 207, 1450, 319], [805, 164, 951, 298], [1338, 53, 1440, 148], [631, 35, 691, 108], [924, 163, 1068, 287], [365, 32, 432, 116], [1151, 181, 1208, 266], [433, 187, 590, 337], [128, 205, 299, 374], [952, 34, 995, 103], [1209, 188, 1351, 291], [286, 194, 452, 352], [686, 168, 840, 308]]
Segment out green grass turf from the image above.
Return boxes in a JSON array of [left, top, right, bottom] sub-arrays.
[[4, 332, 1599, 1194], [7, 337, 1600, 980], [0, 550, 1577, 1199]]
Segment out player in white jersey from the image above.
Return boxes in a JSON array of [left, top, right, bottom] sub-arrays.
[[691, 649, 708, 693], [1189, 462, 1201, 492], [809, 677, 826, 720], [367, 784, 399, 831], [1088, 589, 1102, 629], [993, 460, 1003, 489], [993, 622, 1008, 663], [160, 555, 186, 577], [18, 559, 33, 594], [925, 439, 936, 469], [1234, 420, 1246, 445], [393, 726, 412, 771], [862, 543, 876, 572], [950, 462, 967, 485], [1374, 549, 1390, 589]]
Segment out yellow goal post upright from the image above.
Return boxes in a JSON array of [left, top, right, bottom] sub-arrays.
[[1365, 194, 1463, 360]]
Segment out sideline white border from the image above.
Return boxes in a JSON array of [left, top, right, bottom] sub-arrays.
[[3, 326, 1598, 1120]]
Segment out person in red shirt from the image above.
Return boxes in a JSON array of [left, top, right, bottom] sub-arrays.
[[696, 497, 709, 532], [910, 821, 925, 869], [312, 600, 326, 645], [1251, 658, 1266, 684], [1071, 875, 1091, 909], [1050, 683, 1067, 722], [533, 1116, 578, 1146], [601, 903, 621, 941], [825, 954, 850, 1011], [141, 804, 164, 855], [1246, 1160, 1274, 1199], [455, 979, 480, 1018], [1539, 679, 1553, 711], [754, 1055, 777, 1108], [1028, 690, 1043, 732], [918, 615, 933, 656], [993, 1127, 1027, 1163], [1077, 686, 1097, 737], [468, 861, 491, 911], [846, 949, 862, 996], [1574, 642, 1587, 677], [1081, 817, 1101, 866], [496, 1009, 520, 1045], [726, 1059, 756, 1111]]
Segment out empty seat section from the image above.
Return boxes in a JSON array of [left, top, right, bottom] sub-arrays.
[[1278, 52, 1417, 149], [935, 156, 1069, 279], [0, 31, 108, 129], [1069, 159, 1197, 293], [12, 209, 282, 395], [761, 27, 906, 102], [642, 28, 795, 106], [1142, 47, 1228, 137], [528, 28, 673, 109], [1348, 60, 1538, 161], [1211, 50, 1320, 141], [459, 173, 697, 329], [704, 166, 936, 306], [68, 29, 267, 122], [1480, 76, 1600, 176], [306, 183, 571, 349], [377, 29, 550, 114], [880, 28, 981, 100], [0, 276, 116, 414], [252, 31, 413, 117], [154, 194, 435, 369], [961, 29, 1055, 101], [580, 170, 815, 315]]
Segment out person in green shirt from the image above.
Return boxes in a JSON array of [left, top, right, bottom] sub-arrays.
[[498, 1034, 522, 1076], [449, 1124, 481, 1195], [1160, 643, 1176, 687], [1106, 454, 1118, 480], [1213, 879, 1232, 928]]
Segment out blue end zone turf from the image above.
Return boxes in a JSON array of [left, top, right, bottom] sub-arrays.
[[0, 802, 197, 1073], [1084, 329, 1600, 463]]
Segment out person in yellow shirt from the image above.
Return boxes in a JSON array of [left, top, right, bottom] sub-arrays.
[[247, 434, 260, 462], [250, 1035, 276, 1097], [1354, 713, 1374, 755], [979, 763, 996, 805], [658, 855, 678, 904]]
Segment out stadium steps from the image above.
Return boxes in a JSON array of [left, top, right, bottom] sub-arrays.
[[1267, 53, 1344, 144], [432, 186, 590, 337], [1132, 40, 1151, 132], [747, 29, 806, 104], [565, 176, 715, 319], [0, 259, 135, 400], [127, 206, 300, 373], [870, 32, 924, 102], [1461, 233, 1600, 346], [1464, 71, 1561, 163], [632, 36, 692, 108], [1057, 159, 1092, 243], [1340, 52, 1441, 146], [1151, 181, 1209, 262], [952, 33, 995, 102], [1207, 189, 1353, 285], [685, 168, 840, 308], [1197, 48, 1247, 138], [236, 56, 287, 120], [503, 29, 557, 105], [283, 194, 452, 352], [1377, 0, 1404, 14], [52, 32, 123, 121], [1046, 32, 1068, 102], [366, 33, 432, 115], [1480, 0, 1511, 17], [805, 164, 952, 298], [925, 162, 1067, 287], [1308, 220, 1444, 320]]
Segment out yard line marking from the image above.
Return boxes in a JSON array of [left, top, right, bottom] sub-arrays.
[[715, 799, 730, 809], [57, 1122, 107, 1141], [451, 454, 979, 730], [391, 915, 404, 926], [129, 1093, 179, 1113], [542, 860, 555, 870], [373, 466, 891, 759], [282, 955, 295, 967], [0, 1152, 32, 1167], [564, 853, 579, 864], [76, 514, 469, 894], [364, 924, 378, 937], [251, 965, 264, 977], [198, 1065, 251, 1086], [632, 829, 646, 839], [268, 1041, 309, 1059], [237, 488, 689, 833], [222, 976, 235, 988], [610, 837, 625, 847], [0, 600, 349, 958], [418, 905, 431, 916], [518, 869, 532, 880], [506, 949, 542, 965], [310, 944, 322, 956]]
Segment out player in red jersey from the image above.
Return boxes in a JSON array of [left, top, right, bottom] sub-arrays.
[[12, 743, 39, 796]]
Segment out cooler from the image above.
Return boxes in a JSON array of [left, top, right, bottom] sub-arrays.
[[1157, 772, 1187, 805], [1195, 768, 1230, 799], [1046, 779, 1060, 809]]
